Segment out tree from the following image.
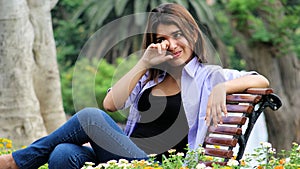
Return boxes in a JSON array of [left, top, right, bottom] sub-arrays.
[[0, 0, 66, 146], [68, 0, 227, 64], [219, 0, 300, 151]]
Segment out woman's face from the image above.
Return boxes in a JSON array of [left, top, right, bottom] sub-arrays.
[[156, 24, 193, 67]]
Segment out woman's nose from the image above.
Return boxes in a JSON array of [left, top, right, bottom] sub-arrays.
[[167, 38, 177, 51]]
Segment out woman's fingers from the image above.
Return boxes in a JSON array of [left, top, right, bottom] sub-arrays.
[[206, 101, 227, 126]]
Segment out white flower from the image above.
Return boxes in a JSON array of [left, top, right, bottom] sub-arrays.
[[196, 163, 206, 169], [205, 167, 213, 169], [118, 159, 129, 164], [227, 159, 239, 166], [168, 149, 176, 154], [107, 159, 117, 165], [268, 148, 276, 154], [196, 147, 205, 154], [297, 145, 300, 151], [84, 162, 95, 166], [260, 142, 272, 148], [177, 152, 185, 157], [148, 154, 157, 158], [286, 157, 290, 163], [117, 163, 131, 168], [96, 163, 109, 168]]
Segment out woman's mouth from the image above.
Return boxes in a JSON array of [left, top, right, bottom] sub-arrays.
[[172, 51, 182, 58]]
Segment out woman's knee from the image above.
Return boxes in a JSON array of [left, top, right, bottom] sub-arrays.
[[76, 108, 107, 124], [77, 107, 106, 118], [48, 143, 96, 169]]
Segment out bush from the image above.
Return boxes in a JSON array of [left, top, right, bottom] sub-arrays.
[[60, 54, 139, 123]]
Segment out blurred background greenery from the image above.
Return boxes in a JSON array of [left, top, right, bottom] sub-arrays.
[[51, 0, 300, 123]]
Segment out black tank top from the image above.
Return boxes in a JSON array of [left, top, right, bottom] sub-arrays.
[[130, 87, 189, 160]]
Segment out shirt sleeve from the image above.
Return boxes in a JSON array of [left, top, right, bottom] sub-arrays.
[[121, 73, 149, 110], [222, 69, 258, 81]]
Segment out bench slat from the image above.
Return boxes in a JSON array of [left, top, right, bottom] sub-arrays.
[[226, 94, 262, 104], [208, 126, 242, 135], [245, 88, 273, 95], [204, 147, 233, 159], [205, 137, 238, 147], [226, 104, 253, 113], [222, 116, 247, 125]]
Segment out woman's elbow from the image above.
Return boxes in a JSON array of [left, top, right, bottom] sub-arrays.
[[258, 75, 270, 87], [103, 96, 117, 112]]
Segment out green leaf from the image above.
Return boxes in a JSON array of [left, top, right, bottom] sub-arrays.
[[114, 0, 129, 16], [134, 0, 149, 25], [174, 0, 188, 8]]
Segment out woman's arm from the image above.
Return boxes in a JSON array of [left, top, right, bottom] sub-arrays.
[[103, 41, 172, 112], [205, 74, 269, 126], [224, 74, 269, 94], [103, 61, 148, 112]]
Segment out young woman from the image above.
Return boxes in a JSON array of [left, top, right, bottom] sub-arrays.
[[0, 3, 269, 169]]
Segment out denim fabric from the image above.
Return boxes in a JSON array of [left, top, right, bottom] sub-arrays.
[[12, 108, 147, 169]]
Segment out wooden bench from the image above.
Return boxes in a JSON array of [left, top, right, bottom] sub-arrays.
[[202, 88, 282, 166]]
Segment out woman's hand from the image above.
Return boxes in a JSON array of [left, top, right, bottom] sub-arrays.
[[139, 40, 174, 69], [205, 83, 228, 127]]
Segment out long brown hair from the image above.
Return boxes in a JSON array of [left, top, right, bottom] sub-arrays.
[[142, 3, 208, 82]]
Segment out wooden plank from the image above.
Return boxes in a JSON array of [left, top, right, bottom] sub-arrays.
[[222, 116, 247, 125], [208, 126, 242, 135], [204, 147, 233, 159], [226, 104, 253, 113], [226, 94, 262, 104], [245, 88, 273, 95], [205, 137, 238, 147]]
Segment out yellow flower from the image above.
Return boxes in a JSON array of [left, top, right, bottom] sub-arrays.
[[279, 158, 286, 164], [274, 166, 284, 169], [6, 143, 12, 149], [0, 143, 4, 148], [214, 145, 221, 149], [204, 155, 214, 161], [220, 167, 232, 169], [240, 159, 246, 166]]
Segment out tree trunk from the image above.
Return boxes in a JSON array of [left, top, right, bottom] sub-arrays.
[[0, 0, 66, 146], [231, 29, 300, 151]]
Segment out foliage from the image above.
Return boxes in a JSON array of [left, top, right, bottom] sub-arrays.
[[52, 0, 88, 68], [52, 0, 222, 65], [60, 54, 138, 122], [224, 0, 300, 56], [1, 139, 299, 168], [81, 142, 300, 169]]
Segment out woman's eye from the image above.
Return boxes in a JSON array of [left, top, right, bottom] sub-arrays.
[[173, 32, 182, 39], [156, 38, 164, 43]]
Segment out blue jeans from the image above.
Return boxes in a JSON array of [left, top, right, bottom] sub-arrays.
[[12, 108, 148, 169]]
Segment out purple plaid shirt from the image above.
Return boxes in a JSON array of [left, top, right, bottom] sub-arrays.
[[121, 57, 257, 150]]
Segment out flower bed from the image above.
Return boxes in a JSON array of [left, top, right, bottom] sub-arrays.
[[81, 142, 300, 169], [1, 138, 299, 169]]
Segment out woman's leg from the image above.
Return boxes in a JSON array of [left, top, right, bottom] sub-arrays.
[[10, 108, 147, 169], [48, 143, 97, 169]]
